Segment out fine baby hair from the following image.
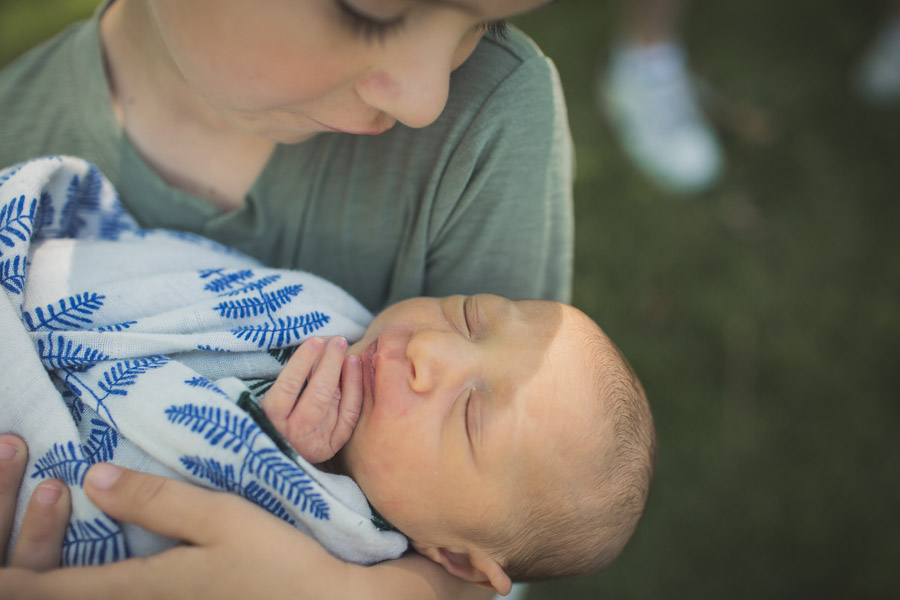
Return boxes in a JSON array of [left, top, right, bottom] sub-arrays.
[[455, 314, 655, 582]]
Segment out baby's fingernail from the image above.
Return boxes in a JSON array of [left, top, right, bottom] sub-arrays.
[[35, 482, 63, 505], [0, 441, 19, 460], [335, 336, 347, 349], [347, 354, 360, 368], [87, 463, 123, 490]]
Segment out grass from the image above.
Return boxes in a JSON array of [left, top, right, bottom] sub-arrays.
[[2, 1, 898, 598]]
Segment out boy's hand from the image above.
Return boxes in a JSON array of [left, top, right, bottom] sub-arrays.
[[262, 336, 362, 463]]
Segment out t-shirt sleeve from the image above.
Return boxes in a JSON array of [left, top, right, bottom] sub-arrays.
[[424, 53, 574, 304]]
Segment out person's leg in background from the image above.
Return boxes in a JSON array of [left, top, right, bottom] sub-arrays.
[[597, 0, 723, 195], [855, 0, 900, 105]]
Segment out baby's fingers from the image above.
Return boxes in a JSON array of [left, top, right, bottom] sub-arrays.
[[331, 355, 362, 451], [263, 337, 325, 428], [297, 336, 347, 416]]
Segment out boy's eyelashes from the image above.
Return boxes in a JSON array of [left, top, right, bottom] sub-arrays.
[[479, 20, 508, 40], [336, 0, 407, 43], [336, 0, 508, 44]]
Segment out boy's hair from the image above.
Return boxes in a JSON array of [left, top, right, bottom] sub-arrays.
[[468, 327, 656, 582]]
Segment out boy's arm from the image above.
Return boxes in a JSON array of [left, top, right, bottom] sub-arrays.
[[262, 336, 361, 464], [1, 464, 493, 600]]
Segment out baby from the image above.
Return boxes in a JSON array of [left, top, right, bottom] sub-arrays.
[[261, 294, 656, 592], [2, 155, 652, 591]]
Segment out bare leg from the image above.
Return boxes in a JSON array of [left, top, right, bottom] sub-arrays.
[[854, 0, 900, 104], [597, 0, 723, 195], [620, 0, 683, 45]]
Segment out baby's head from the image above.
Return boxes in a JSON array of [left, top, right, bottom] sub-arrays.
[[339, 295, 655, 594]]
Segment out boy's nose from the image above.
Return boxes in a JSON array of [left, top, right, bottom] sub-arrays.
[[356, 57, 451, 130], [356, 28, 476, 129]]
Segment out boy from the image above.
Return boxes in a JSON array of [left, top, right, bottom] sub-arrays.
[[0, 0, 576, 595]]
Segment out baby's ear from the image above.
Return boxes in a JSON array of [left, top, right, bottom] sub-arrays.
[[412, 542, 512, 595]]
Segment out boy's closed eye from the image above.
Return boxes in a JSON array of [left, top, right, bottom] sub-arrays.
[[335, 0, 508, 43]]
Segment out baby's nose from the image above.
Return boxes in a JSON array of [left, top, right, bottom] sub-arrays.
[[406, 329, 475, 395]]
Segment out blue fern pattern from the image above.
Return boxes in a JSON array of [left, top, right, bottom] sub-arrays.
[[23, 292, 106, 331], [219, 274, 282, 297], [180, 456, 242, 492], [31, 420, 119, 486], [242, 481, 299, 526], [165, 404, 258, 452], [83, 419, 119, 464], [232, 312, 331, 348], [196, 344, 232, 352], [213, 284, 303, 319], [196, 269, 330, 351], [38, 333, 110, 369], [0, 194, 36, 251], [95, 320, 137, 333], [63, 517, 130, 566], [97, 197, 136, 240], [62, 388, 87, 425], [168, 403, 329, 521], [32, 190, 56, 234], [56, 167, 104, 239], [96, 357, 172, 397], [184, 376, 229, 398], [200, 269, 254, 293], [0, 254, 27, 294], [61, 357, 170, 428], [31, 441, 91, 485], [59, 176, 87, 239], [245, 447, 330, 519]]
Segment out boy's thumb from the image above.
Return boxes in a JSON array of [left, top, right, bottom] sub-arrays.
[[84, 463, 221, 546]]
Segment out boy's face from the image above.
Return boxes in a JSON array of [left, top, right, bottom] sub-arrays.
[[146, 0, 553, 143], [341, 295, 596, 556]]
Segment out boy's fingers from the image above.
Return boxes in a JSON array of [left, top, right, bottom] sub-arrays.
[[332, 355, 363, 450], [10, 480, 71, 571], [83, 464, 232, 546], [0, 434, 28, 564], [263, 337, 324, 423]]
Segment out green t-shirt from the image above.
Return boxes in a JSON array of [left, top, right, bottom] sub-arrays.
[[0, 11, 574, 313]]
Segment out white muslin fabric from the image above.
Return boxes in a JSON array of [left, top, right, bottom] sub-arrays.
[[0, 156, 407, 566]]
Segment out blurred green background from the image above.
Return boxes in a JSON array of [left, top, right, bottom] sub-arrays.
[[2, 1, 898, 598]]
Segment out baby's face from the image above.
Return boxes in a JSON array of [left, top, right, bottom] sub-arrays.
[[145, 0, 552, 142], [340, 295, 596, 557]]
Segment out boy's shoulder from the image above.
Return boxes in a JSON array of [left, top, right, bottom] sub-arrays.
[[440, 26, 561, 127], [458, 25, 554, 87], [0, 18, 87, 96], [480, 25, 549, 65], [0, 18, 98, 166]]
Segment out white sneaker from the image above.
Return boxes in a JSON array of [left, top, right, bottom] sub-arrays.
[[855, 20, 900, 105], [492, 582, 529, 600], [599, 41, 723, 194]]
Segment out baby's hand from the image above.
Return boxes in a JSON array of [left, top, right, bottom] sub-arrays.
[[262, 336, 362, 464]]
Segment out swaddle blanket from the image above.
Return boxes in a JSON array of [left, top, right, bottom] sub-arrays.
[[0, 156, 408, 566]]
